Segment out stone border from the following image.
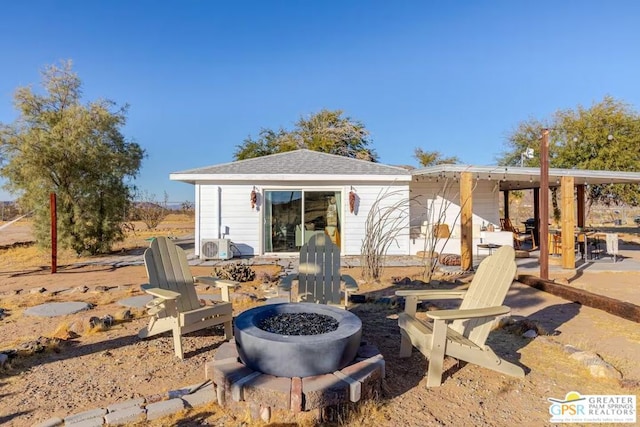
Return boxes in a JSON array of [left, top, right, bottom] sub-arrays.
[[207, 339, 384, 421], [33, 382, 217, 427]]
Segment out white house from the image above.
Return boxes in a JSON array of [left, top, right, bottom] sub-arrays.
[[170, 150, 413, 258], [171, 149, 640, 265]]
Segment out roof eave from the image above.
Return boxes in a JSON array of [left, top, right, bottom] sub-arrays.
[[170, 173, 412, 183]]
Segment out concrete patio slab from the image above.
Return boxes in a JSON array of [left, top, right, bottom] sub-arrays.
[[24, 302, 91, 317]]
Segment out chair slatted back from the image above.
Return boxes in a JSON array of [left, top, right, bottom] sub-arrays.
[[298, 233, 341, 304], [501, 218, 517, 233], [451, 245, 516, 345], [605, 233, 618, 260], [144, 237, 201, 313]]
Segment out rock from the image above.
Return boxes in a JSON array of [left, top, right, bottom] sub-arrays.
[[146, 394, 164, 404], [89, 316, 104, 329], [231, 292, 257, 303], [0, 353, 8, 368], [260, 406, 271, 422], [562, 344, 581, 354], [18, 337, 58, 355], [0, 308, 6, 320], [68, 320, 86, 335], [93, 285, 109, 293], [116, 309, 133, 321], [522, 329, 538, 339], [589, 362, 623, 380], [101, 314, 114, 327], [392, 277, 411, 285], [31, 287, 47, 294], [73, 286, 89, 293], [570, 351, 623, 380]]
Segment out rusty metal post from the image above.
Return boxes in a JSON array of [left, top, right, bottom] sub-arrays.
[[50, 192, 57, 274], [539, 130, 549, 280]]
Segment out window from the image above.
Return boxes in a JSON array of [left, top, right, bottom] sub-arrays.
[[263, 190, 342, 253]]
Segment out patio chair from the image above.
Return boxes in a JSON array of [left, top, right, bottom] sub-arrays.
[[396, 245, 524, 387], [605, 233, 619, 263], [502, 218, 533, 249], [139, 237, 237, 359], [279, 233, 358, 309]]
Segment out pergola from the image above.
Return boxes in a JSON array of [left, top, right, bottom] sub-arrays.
[[411, 164, 640, 274]]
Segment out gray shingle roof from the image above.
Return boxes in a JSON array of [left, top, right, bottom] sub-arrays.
[[173, 149, 411, 176]]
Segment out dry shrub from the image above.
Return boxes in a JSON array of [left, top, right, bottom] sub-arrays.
[[50, 321, 76, 340], [135, 401, 235, 427], [335, 399, 387, 427]]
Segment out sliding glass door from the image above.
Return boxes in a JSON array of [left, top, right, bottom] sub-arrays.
[[264, 190, 342, 253]]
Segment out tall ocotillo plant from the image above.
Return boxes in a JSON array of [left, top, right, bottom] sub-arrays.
[[361, 187, 412, 282], [415, 176, 477, 282]]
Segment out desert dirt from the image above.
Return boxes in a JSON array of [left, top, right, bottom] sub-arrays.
[[1, 215, 639, 426]]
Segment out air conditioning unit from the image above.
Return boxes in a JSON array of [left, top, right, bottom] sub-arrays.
[[200, 239, 232, 260]]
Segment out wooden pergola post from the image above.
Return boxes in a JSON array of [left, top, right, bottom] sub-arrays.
[[561, 176, 575, 269], [460, 172, 473, 271]]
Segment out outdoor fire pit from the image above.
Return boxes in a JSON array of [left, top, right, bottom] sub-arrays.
[[234, 303, 362, 378]]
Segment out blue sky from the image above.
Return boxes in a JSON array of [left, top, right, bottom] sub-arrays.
[[2, 1, 640, 203]]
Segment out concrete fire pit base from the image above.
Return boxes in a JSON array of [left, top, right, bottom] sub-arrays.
[[206, 339, 384, 421]]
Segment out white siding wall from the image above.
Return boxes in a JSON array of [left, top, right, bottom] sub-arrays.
[[195, 180, 411, 257], [196, 185, 221, 256], [409, 179, 503, 255], [197, 184, 261, 256], [342, 184, 410, 256]]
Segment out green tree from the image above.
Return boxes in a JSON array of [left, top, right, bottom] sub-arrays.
[[500, 96, 640, 207], [413, 148, 460, 167], [0, 61, 145, 254], [234, 109, 378, 161]]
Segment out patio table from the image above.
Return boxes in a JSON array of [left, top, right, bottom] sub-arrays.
[[477, 243, 501, 257]]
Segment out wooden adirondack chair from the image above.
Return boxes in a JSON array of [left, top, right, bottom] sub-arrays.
[[139, 237, 237, 359], [396, 245, 524, 387], [279, 233, 358, 308]]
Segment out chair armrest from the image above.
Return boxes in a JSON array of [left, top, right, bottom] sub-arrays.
[[395, 289, 466, 300], [279, 274, 299, 291], [140, 284, 180, 300], [194, 276, 238, 289], [427, 305, 510, 321], [340, 275, 358, 291], [194, 276, 237, 302]]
